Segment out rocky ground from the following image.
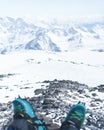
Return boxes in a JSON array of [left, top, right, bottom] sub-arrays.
[[0, 79, 104, 130]]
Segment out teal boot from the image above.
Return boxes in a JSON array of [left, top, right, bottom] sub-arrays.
[[64, 102, 86, 129]]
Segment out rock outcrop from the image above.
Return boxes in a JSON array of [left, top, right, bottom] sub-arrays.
[[0, 79, 104, 130]]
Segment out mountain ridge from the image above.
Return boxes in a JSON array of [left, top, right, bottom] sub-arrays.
[[0, 17, 104, 54]]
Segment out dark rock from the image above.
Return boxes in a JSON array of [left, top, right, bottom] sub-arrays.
[[34, 89, 44, 95], [92, 93, 97, 97], [0, 79, 104, 130], [97, 85, 104, 92]]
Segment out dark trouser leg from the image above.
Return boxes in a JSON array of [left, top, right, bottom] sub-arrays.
[[59, 122, 79, 130]]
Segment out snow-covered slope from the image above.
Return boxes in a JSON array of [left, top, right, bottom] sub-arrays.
[[0, 17, 104, 53], [0, 50, 104, 103], [0, 17, 104, 104], [1, 80, 104, 130], [0, 17, 104, 130]]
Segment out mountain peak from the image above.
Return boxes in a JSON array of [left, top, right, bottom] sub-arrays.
[[0, 17, 104, 54]]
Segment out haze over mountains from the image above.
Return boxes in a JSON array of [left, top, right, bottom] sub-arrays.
[[0, 17, 104, 54]]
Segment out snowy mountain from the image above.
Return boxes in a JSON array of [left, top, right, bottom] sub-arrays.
[[0, 16, 104, 100], [0, 17, 104, 103], [0, 17, 104, 130], [0, 17, 104, 54]]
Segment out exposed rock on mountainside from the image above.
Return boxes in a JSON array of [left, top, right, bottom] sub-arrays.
[[0, 79, 104, 130], [0, 17, 104, 54]]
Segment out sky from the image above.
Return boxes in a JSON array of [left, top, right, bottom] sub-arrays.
[[0, 0, 104, 21]]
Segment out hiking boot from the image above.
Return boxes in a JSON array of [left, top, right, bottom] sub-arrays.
[[64, 102, 86, 130], [12, 98, 35, 118]]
